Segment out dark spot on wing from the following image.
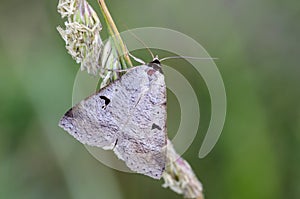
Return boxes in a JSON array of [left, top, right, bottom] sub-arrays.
[[151, 123, 162, 130], [64, 108, 73, 118], [113, 139, 118, 149], [99, 95, 111, 109], [147, 69, 156, 76]]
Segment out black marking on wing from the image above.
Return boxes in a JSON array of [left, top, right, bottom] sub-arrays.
[[151, 123, 162, 130], [64, 108, 73, 118], [113, 139, 118, 150], [99, 95, 111, 109]]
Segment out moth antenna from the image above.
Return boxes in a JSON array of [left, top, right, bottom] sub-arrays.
[[128, 52, 146, 64], [160, 56, 218, 62], [125, 27, 154, 60]]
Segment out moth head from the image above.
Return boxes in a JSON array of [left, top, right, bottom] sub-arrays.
[[150, 55, 161, 65], [148, 55, 163, 74]]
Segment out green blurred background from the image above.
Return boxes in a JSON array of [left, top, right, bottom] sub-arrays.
[[0, 0, 299, 198]]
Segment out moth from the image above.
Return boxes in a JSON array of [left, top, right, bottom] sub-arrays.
[[59, 58, 167, 179]]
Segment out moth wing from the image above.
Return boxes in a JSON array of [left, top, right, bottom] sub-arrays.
[[59, 64, 167, 179], [114, 65, 167, 179], [58, 67, 147, 149]]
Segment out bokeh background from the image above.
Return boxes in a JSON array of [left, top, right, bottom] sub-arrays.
[[0, 0, 299, 199]]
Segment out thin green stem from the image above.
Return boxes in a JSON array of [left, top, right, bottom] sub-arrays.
[[97, 0, 132, 69]]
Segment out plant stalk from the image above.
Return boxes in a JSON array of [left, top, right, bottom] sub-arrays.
[[97, 0, 132, 69]]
